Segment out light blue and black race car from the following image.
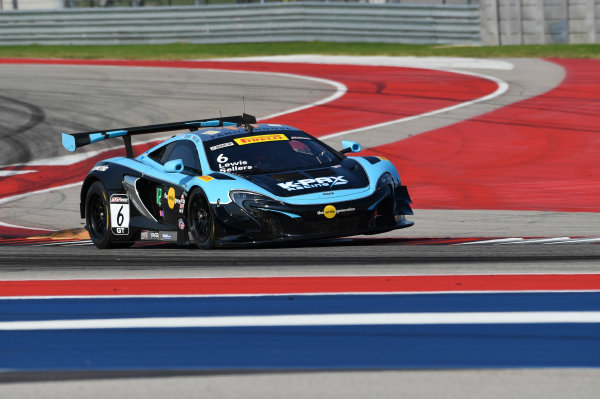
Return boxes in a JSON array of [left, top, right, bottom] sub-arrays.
[[62, 114, 413, 249]]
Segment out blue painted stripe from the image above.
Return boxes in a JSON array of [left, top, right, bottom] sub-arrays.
[[88, 132, 105, 143], [105, 129, 127, 138], [261, 208, 302, 218], [187, 120, 220, 127], [1, 323, 599, 370], [2, 292, 599, 322]]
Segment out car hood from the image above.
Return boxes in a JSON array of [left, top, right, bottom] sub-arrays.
[[240, 158, 370, 199]]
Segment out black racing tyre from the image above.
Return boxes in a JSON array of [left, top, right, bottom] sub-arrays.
[[187, 188, 215, 249], [85, 181, 133, 249]]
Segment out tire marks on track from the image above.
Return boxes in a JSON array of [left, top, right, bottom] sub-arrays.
[[0, 95, 46, 164]]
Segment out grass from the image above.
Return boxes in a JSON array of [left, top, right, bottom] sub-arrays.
[[0, 42, 599, 60]]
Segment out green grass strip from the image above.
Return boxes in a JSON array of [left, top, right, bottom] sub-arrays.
[[0, 42, 599, 60]]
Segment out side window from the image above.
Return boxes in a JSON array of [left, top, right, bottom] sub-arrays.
[[147, 145, 167, 163], [160, 140, 201, 173]]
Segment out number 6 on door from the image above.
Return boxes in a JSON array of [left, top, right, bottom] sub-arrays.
[[110, 194, 130, 235]]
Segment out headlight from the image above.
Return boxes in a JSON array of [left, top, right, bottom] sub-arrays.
[[376, 173, 394, 188], [229, 190, 284, 213]]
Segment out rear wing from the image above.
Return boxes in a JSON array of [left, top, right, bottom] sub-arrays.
[[61, 113, 256, 158]]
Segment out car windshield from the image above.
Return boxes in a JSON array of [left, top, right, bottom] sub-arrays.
[[204, 131, 342, 175]]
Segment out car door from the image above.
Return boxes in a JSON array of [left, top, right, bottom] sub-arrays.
[[137, 139, 202, 228]]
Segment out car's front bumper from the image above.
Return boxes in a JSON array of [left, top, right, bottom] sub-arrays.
[[211, 184, 413, 247]]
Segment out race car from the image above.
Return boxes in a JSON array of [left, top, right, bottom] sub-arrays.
[[61, 114, 413, 249]]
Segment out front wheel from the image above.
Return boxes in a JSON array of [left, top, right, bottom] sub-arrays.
[[188, 189, 215, 249], [85, 181, 133, 249]]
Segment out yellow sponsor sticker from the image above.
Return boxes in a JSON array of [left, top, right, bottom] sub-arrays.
[[198, 175, 214, 182], [234, 134, 288, 146], [376, 156, 389, 162], [167, 187, 176, 209], [323, 205, 337, 219]]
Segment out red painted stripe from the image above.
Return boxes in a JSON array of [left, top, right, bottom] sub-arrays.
[[369, 58, 600, 213], [1, 274, 599, 297]]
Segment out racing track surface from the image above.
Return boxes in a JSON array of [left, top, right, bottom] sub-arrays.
[[0, 57, 599, 398]]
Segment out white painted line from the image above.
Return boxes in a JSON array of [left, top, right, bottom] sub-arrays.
[[547, 238, 600, 244], [500, 237, 571, 245], [217, 55, 510, 141], [455, 237, 600, 245], [220, 55, 515, 71], [0, 170, 35, 177], [1, 311, 599, 331], [62, 241, 93, 246], [0, 221, 56, 232], [33, 240, 92, 246], [255, 73, 347, 120], [319, 69, 508, 141], [455, 238, 525, 245], [0, 182, 81, 206], [4, 290, 600, 301]]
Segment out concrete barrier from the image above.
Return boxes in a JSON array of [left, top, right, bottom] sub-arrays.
[[0, 2, 481, 45]]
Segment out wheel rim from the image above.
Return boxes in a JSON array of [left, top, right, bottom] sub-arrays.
[[190, 194, 210, 243], [89, 193, 107, 238]]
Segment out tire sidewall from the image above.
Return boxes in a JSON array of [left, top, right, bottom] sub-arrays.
[[187, 188, 215, 249], [85, 181, 112, 249]]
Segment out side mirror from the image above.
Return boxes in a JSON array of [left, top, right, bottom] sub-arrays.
[[340, 140, 362, 154], [163, 159, 184, 173]]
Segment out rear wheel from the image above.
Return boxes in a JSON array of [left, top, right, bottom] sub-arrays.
[[85, 181, 133, 249], [188, 189, 215, 249]]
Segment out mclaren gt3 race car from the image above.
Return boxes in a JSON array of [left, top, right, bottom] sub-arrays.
[[61, 114, 414, 249]]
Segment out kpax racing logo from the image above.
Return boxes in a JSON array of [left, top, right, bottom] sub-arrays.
[[277, 176, 348, 191]]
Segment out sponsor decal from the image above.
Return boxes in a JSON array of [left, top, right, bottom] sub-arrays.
[[92, 165, 109, 172], [140, 230, 149, 240], [277, 176, 348, 191], [109, 194, 130, 235], [150, 231, 160, 240], [179, 193, 186, 214], [290, 136, 311, 141], [164, 188, 185, 210], [159, 210, 164, 217], [201, 130, 222, 136], [234, 134, 288, 146], [110, 195, 129, 204], [161, 232, 172, 240], [178, 219, 185, 230], [376, 156, 389, 162], [167, 187, 176, 209], [216, 153, 253, 173], [210, 142, 234, 151], [198, 175, 214, 182], [323, 205, 336, 219], [156, 187, 163, 206], [317, 206, 355, 218]]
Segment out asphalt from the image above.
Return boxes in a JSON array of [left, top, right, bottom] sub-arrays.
[[1, 58, 599, 398], [2, 369, 600, 399], [1, 243, 600, 281]]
